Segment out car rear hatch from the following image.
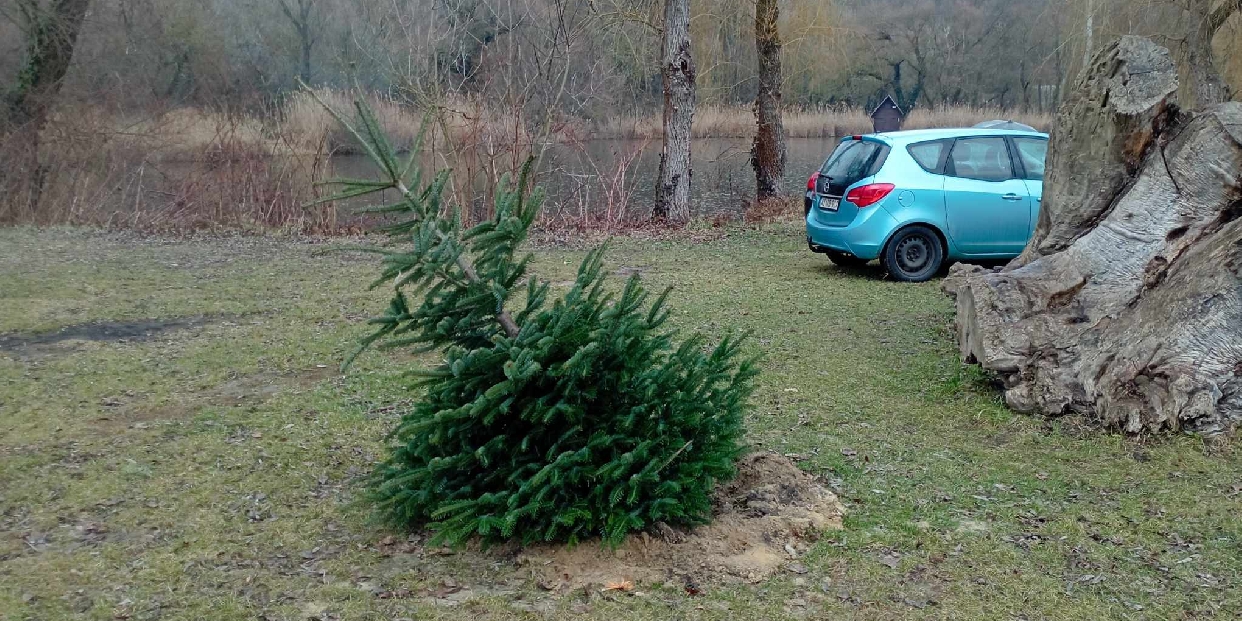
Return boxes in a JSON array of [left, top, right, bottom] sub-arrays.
[[812, 136, 890, 227]]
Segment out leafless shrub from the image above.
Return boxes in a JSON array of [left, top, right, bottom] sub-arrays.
[[0, 104, 344, 234], [545, 136, 651, 232], [743, 195, 800, 224]]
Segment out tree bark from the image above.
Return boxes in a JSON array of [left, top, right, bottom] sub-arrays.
[[1083, 0, 1094, 70], [1013, 37, 1183, 267], [751, 0, 785, 202], [944, 36, 1242, 435], [1179, 0, 1237, 110], [654, 0, 695, 221]]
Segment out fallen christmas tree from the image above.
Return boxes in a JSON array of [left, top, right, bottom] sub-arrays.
[[944, 36, 1242, 435], [315, 98, 758, 545]]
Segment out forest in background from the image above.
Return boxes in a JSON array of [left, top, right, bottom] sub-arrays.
[[1, 0, 1240, 231]]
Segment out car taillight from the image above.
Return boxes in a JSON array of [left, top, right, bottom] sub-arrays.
[[846, 183, 895, 208], [806, 171, 819, 191]]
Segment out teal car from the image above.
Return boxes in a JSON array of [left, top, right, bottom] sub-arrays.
[[805, 128, 1049, 282]]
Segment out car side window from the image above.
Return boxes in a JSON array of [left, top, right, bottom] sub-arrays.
[[907, 140, 950, 174], [1012, 137, 1048, 181], [947, 137, 1014, 182]]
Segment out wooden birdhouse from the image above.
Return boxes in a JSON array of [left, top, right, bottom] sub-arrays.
[[870, 95, 904, 133]]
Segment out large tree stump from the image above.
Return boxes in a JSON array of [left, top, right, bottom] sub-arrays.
[[944, 36, 1242, 435]]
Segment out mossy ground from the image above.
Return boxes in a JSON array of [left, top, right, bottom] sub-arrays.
[[1, 225, 1239, 620]]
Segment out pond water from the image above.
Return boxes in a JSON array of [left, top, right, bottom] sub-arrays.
[[329, 137, 841, 219]]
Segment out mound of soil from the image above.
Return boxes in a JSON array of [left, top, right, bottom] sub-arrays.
[[517, 452, 844, 590]]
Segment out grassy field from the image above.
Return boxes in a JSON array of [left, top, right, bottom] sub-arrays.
[[1, 225, 1239, 621]]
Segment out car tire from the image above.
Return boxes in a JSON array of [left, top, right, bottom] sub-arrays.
[[881, 225, 944, 282], [826, 251, 868, 267]]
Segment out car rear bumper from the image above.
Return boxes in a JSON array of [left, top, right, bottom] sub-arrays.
[[805, 204, 898, 260]]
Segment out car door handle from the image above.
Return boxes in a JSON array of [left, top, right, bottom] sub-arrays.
[[1002, 193, 1024, 201]]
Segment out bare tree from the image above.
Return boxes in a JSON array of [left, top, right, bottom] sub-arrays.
[[277, 0, 317, 85], [751, 0, 784, 201], [654, 0, 694, 221]]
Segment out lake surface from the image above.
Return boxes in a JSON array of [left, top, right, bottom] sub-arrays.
[[330, 137, 840, 219]]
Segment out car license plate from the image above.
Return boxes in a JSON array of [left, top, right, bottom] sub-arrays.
[[819, 197, 840, 212]]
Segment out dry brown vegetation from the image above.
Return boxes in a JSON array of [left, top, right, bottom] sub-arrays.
[[596, 105, 1053, 139], [0, 94, 1051, 234]]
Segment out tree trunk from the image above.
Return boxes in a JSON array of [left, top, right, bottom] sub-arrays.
[[4, 0, 92, 216], [751, 0, 785, 202], [6, 0, 91, 128], [944, 36, 1242, 436], [300, 26, 313, 85], [279, 0, 315, 86], [654, 0, 695, 221]]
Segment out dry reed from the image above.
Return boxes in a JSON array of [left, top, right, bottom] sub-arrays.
[[594, 104, 1051, 139], [0, 103, 343, 233], [3, 95, 1054, 234], [280, 88, 423, 154]]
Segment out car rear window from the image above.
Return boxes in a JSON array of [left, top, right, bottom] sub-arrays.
[[819, 140, 887, 187], [907, 140, 950, 173]]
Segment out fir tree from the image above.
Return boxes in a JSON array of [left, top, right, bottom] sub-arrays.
[[315, 95, 759, 546]]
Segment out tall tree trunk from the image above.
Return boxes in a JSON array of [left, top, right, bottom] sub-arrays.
[[654, 0, 695, 221], [279, 0, 316, 86], [4, 0, 92, 215], [751, 0, 785, 202], [945, 37, 1242, 435], [300, 26, 313, 85]]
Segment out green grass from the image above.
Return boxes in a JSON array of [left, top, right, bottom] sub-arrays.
[[1, 225, 1239, 620]]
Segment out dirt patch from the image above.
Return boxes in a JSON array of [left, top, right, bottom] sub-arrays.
[[0, 314, 245, 358], [201, 366, 337, 407], [614, 265, 652, 277], [517, 452, 844, 591], [88, 366, 338, 431]]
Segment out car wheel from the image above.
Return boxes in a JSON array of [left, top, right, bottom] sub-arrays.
[[881, 225, 944, 282], [826, 251, 868, 267]]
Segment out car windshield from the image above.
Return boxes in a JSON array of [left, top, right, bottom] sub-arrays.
[[973, 120, 1037, 131], [1013, 137, 1048, 181], [820, 140, 883, 186]]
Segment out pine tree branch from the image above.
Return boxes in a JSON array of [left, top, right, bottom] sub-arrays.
[[391, 176, 521, 339], [655, 441, 693, 474], [302, 84, 521, 340]]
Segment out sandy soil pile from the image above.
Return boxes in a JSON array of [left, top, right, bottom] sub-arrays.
[[518, 452, 845, 590]]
